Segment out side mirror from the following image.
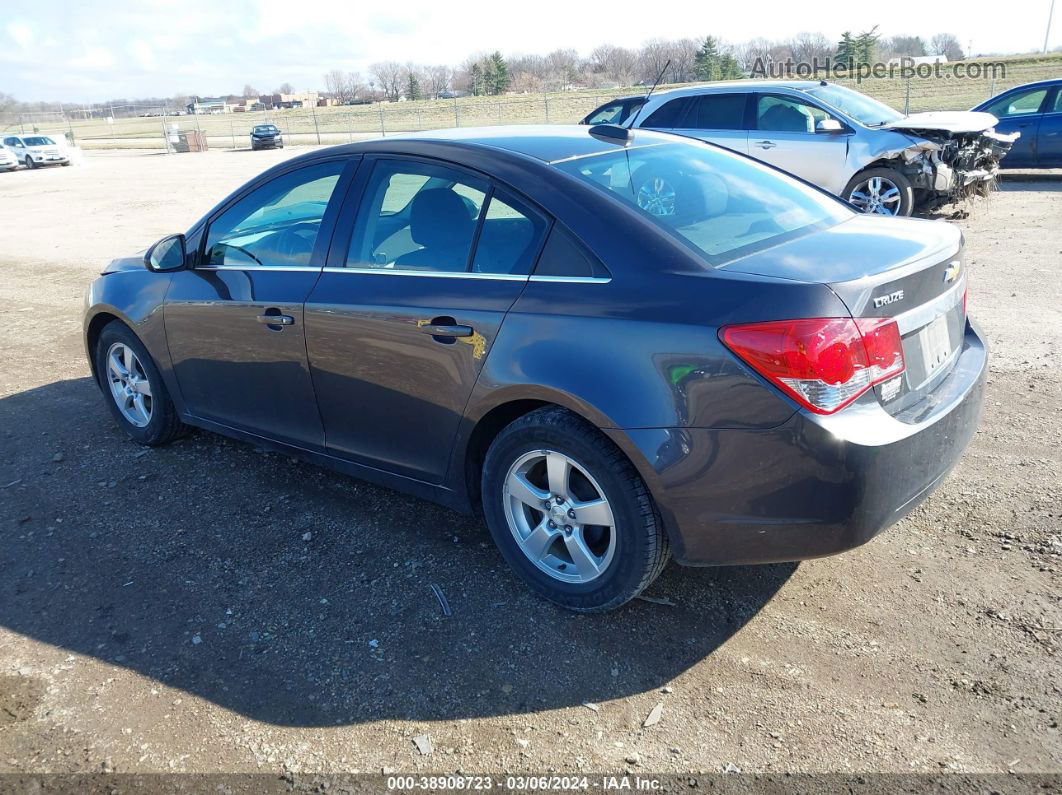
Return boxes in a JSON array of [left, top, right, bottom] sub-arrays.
[[145, 234, 187, 272], [816, 119, 844, 133]]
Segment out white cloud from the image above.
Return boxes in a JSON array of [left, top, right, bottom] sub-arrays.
[[7, 20, 34, 48]]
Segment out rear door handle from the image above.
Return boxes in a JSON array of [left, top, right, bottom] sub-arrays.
[[754, 140, 776, 149], [257, 313, 294, 326], [421, 323, 473, 338]]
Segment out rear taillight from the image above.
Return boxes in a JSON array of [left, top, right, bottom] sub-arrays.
[[721, 317, 905, 415]]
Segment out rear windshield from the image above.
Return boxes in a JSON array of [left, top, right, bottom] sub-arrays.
[[553, 139, 850, 265]]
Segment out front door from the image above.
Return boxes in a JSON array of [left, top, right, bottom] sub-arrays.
[[165, 158, 353, 448], [983, 86, 1051, 167], [304, 156, 549, 483], [750, 93, 850, 195]]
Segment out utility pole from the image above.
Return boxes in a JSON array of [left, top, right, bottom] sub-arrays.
[[1046, 0, 1057, 53], [311, 100, 321, 144]]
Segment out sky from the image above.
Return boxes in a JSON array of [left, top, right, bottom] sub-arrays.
[[2, 0, 1059, 103]]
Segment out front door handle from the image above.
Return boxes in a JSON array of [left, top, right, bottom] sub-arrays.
[[421, 323, 473, 338], [257, 313, 294, 326], [754, 140, 777, 149]]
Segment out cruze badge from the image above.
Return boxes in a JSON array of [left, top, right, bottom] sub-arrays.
[[873, 290, 905, 308], [943, 261, 962, 283]]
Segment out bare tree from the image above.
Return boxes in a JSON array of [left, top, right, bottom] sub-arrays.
[[427, 65, 452, 98], [347, 71, 365, 101], [734, 37, 775, 72], [929, 33, 965, 60], [370, 62, 404, 101], [885, 35, 927, 58], [242, 84, 260, 98], [590, 45, 638, 86], [277, 82, 294, 95], [324, 69, 349, 102], [788, 32, 834, 63], [638, 39, 673, 84]]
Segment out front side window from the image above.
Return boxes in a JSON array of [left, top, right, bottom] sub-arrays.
[[986, 88, 1048, 118], [802, 84, 905, 127], [347, 161, 547, 275], [756, 95, 833, 133], [204, 160, 345, 267], [683, 94, 747, 130], [553, 138, 851, 266], [586, 102, 626, 125]]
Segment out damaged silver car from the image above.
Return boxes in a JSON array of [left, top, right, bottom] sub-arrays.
[[602, 80, 1017, 216]]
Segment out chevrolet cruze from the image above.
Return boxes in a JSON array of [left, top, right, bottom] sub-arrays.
[[84, 126, 986, 611]]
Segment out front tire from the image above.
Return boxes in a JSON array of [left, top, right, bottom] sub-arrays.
[[843, 167, 914, 216], [25, 157, 35, 170], [481, 407, 670, 612], [94, 321, 187, 446]]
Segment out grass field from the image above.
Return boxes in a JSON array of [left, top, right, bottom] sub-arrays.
[[5, 52, 1061, 150]]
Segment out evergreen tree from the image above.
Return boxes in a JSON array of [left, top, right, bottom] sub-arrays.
[[694, 36, 720, 81], [718, 53, 744, 80], [835, 31, 856, 69], [854, 25, 880, 66], [470, 63, 483, 96], [486, 51, 510, 95], [406, 71, 421, 101]]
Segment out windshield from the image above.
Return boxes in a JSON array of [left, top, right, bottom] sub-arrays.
[[802, 84, 905, 127], [254, 126, 278, 133], [553, 139, 850, 266], [23, 136, 55, 147]]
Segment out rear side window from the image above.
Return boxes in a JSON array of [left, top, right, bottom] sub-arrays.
[[472, 191, 548, 275], [642, 97, 692, 128], [533, 226, 609, 279], [684, 94, 747, 130]]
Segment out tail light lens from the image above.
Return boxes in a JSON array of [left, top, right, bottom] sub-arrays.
[[721, 317, 905, 415]]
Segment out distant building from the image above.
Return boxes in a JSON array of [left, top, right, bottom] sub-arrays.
[[186, 96, 230, 115]]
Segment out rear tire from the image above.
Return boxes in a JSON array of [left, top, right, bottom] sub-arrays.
[[842, 167, 914, 216], [95, 321, 187, 446], [481, 407, 670, 612]]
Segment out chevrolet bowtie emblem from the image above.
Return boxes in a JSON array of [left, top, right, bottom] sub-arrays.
[[943, 261, 962, 283]]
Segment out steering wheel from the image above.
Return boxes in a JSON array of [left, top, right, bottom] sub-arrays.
[[268, 222, 319, 264]]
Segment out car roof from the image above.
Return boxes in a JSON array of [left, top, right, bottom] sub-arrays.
[[335, 125, 676, 163], [647, 80, 823, 99]]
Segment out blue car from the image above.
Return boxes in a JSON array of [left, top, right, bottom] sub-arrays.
[[972, 79, 1062, 168]]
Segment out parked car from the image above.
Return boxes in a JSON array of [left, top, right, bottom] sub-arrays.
[[971, 79, 1062, 168], [84, 126, 985, 611], [250, 124, 284, 150], [2, 135, 70, 168], [0, 147, 17, 172], [583, 81, 1016, 216]]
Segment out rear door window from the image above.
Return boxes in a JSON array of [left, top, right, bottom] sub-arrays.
[[756, 95, 834, 133], [681, 94, 748, 130]]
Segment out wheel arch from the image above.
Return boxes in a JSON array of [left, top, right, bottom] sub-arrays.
[[452, 386, 633, 516], [85, 309, 129, 383]]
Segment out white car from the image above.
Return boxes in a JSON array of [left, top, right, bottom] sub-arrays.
[[584, 81, 1017, 216], [2, 135, 70, 169], [0, 147, 17, 172]]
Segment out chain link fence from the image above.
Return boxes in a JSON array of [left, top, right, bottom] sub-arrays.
[[2, 60, 1058, 152]]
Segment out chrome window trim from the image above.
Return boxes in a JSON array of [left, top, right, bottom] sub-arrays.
[[194, 265, 323, 272], [320, 267, 529, 281], [529, 275, 612, 284], [315, 267, 612, 284]]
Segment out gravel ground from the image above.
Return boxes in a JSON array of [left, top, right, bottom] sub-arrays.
[[0, 149, 1059, 777]]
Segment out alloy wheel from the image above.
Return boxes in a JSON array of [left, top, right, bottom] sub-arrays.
[[636, 176, 677, 217], [502, 449, 617, 584], [849, 176, 902, 215], [106, 342, 153, 427]]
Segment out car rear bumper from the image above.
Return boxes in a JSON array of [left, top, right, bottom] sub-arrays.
[[611, 318, 987, 566]]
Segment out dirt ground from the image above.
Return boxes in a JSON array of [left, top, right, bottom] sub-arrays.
[[0, 148, 1059, 778]]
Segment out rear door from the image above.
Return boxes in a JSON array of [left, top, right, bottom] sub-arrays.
[[981, 86, 1050, 166], [164, 157, 355, 448], [1034, 87, 1062, 167], [750, 93, 850, 194], [640, 94, 750, 154], [669, 92, 750, 154], [304, 156, 549, 483]]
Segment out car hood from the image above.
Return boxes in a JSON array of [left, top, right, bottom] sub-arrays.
[[717, 214, 960, 284], [101, 254, 147, 274], [882, 111, 999, 135]]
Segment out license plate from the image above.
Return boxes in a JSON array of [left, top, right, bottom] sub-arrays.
[[920, 315, 951, 375]]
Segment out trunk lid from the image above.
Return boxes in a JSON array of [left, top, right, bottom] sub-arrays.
[[719, 216, 967, 415]]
